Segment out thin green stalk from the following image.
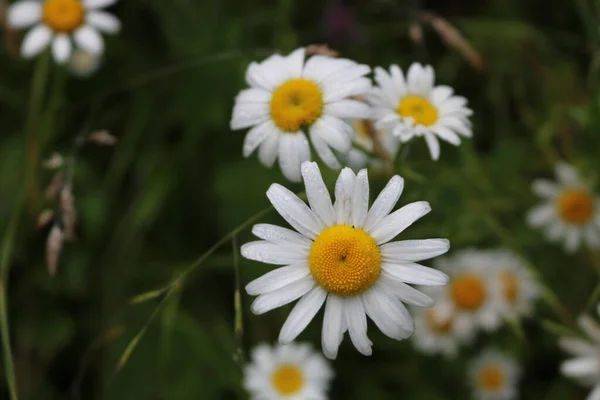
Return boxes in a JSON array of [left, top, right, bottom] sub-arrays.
[[25, 51, 51, 215]]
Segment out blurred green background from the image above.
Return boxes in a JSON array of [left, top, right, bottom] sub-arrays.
[[2, 0, 600, 398]]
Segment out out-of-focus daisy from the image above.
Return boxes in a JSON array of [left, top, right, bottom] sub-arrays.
[[490, 250, 540, 320], [434, 250, 503, 338], [344, 119, 399, 170], [68, 47, 101, 77], [559, 305, 600, 399], [412, 287, 473, 358], [7, 0, 120, 64], [469, 349, 520, 400], [527, 162, 600, 252], [230, 48, 371, 182], [242, 161, 450, 359], [368, 63, 472, 160], [244, 342, 333, 400]]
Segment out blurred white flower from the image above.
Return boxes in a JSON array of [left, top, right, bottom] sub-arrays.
[[411, 286, 473, 358], [230, 48, 371, 182], [490, 250, 540, 321], [469, 349, 521, 400], [527, 162, 600, 253], [368, 63, 472, 160], [7, 0, 120, 64], [433, 250, 504, 338], [68, 47, 101, 76], [559, 305, 600, 400], [242, 161, 450, 359], [343, 119, 399, 170], [244, 342, 333, 400]]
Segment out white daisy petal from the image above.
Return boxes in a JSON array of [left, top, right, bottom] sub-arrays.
[[231, 102, 270, 130], [51, 34, 71, 64], [284, 47, 305, 77], [589, 384, 600, 400], [266, 184, 323, 239], [84, 0, 117, 9], [381, 277, 435, 307], [345, 297, 372, 356], [531, 179, 559, 198], [241, 241, 307, 265], [21, 24, 52, 58], [433, 126, 461, 145], [322, 295, 344, 359], [234, 88, 271, 104], [351, 169, 369, 229], [559, 338, 596, 356], [86, 11, 121, 34], [309, 128, 341, 169], [250, 276, 315, 314], [302, 56, 354, 83], [7, 1, 41, 28], [555, 162, 579, 185], [586, 227, 600, 248], [333, 168, 356, 224], [368, 201, 431, 244], [526, 203, 554, 227], [279, 286, 327, 344], [382, 262, 449, 286], [311, 116, 352, 153], [324, 100, 371, 120], [242, 121, 273, 157], [380, 239, 450, 262], [73, 26, 104, 55], [424, 132, 441, 160], [364, 176, 404, 232], [561, 357, 599, 378], [363, 284, 414, 339], [258, 130, 279, 167], [245, 264, 310, 295], [251, 223, 312, 249], [565, 227, 581, 252], [323, 78, 372, 103], [278, 132, 310, 182], [301, 162, 335, 227]]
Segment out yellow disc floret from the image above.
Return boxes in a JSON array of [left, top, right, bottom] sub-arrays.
[[557, 189, 594, 224], [42, 0, 85, 33], [450, 273, 486, 311], [397, 95, 439, 126], [478, 365, 505, 392], [309, 225, 381, 297], [271, 364, 304, 395], [270, 79, 323, 132], [501, 271, 519, 304]]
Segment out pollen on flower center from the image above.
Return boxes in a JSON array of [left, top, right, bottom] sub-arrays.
[[424, 309, 453, 334], [396, 95, 439, 127], [478, 365, 505, 392], [270, 79, 323, 132], [271, 364, 304, 395], [501, 271, 519, 304], [308, 225, 381, 297], [42, 0, 85, 33], [450, 274, 486, 311], [557, 189, 594, 224]]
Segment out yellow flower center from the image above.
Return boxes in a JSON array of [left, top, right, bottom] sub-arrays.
[[308, 225, 381, 297], [271, 364, 304, 395], [501, 271, 519, 304], [396, 96, 438, 126], [42, 0, 85, 33], [478, 365, 505, 392], [557, 189, 595, 224], [450, 274, 486, 311], [424, 309, 453, 334], [270, 79, 323, 132]]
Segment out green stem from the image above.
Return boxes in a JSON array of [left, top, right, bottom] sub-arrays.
[[232, 235, 244, 365], [25, 51, 51, 215]]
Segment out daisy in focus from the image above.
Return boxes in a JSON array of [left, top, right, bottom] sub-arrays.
[[490, 250, 540, 321], [469, 349, 521, 400], [242, 161, 450, 359], [368, 63, 473, 160], [7, 0, 120, 64], [559, 305, 600, 400], [411, 287, 473, 358], [433, 250, 504, 338], [527, 162, 600, 252], [230, 48, 371, 182], [344, 119, 399, 171], [244, 342, 333, 400]]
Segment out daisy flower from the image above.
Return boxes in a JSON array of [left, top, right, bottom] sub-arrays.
[[559, 305, 600, 400], [490, 250, 540, 321], [244, 342, 333, 400], [527, 162, 600, 252], [433, 250, 504, 338], [242, 161, 450, 359], [68, 47, 101, 77], [411, 287, 473, 358], [469, 349, 521, 400], [7, 0, 120, 64], [368, 63, 473, 160], [344, 119, 400, 170], [230, 48, 371, 182]]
